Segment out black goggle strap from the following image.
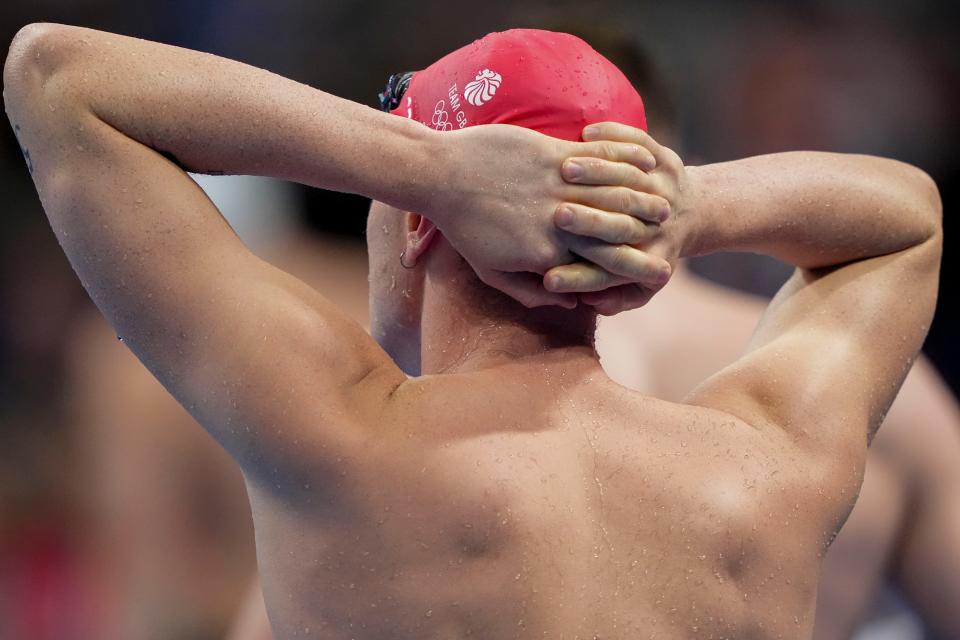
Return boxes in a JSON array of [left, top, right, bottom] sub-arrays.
[[378, 71, 416, 113]]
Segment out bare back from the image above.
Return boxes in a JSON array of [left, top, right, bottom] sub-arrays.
[[5, 24, 940, 640], [251, 362, 851, 640]]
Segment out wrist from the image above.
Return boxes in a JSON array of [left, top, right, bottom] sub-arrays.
[[410, 128, 456, 227], [374, 118, 452, 222], [676, 165, 706, 258]]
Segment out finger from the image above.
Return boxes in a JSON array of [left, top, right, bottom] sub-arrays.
[[480, 270, 578, 309], [575, 139, 656, 172], [554, 204, 659, 244], [561, 181, 670, 223], [581, 122, 666, 160], [580, 285, 656, 316], [561, 157, 649, 190], [566, 235, 672, 287], [543, 261, 632, 293]]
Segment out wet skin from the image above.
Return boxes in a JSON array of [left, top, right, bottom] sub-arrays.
[[5, 23, 941, 640], [250, 355, 842, 640], [601, 267, 960, 639]]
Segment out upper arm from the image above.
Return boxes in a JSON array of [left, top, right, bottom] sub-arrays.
[[5, 25, 404, 484], [686, 232, 941, 454]]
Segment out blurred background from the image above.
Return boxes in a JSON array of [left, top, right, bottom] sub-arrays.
[[0, 1, 956, 639]]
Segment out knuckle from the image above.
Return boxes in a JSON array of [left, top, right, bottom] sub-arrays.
[[609, 245, 628, 273], [534, 243, 560, 268], [587, 268, 609, 290], [582, 158, 606, 181], [626, 165, 646, 188], [606, 220, 626, 244], [624, 219, 646, 243], [629, 189, 644, 214], [607, 217, 630, 244], [584, 157, 606, 172], [585, 208, 604, 233], [665, 150, 683, 173], [563, 272, 582, 292], [615, 163, 634, 187]]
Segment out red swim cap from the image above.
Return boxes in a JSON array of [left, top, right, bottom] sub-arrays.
[[388, 29, 647, 142]]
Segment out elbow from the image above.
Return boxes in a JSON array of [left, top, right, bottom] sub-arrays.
[[4, 23, 81, 115], [910, 165, 943, 242], [910, 167, 943, 278], [919, 171, 943, 241]]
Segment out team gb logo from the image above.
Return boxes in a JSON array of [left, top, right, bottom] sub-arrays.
[[464, 69, 502, 107]]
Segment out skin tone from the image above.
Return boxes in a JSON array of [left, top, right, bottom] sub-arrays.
[[598, 266, 960, 640], [1, 24, 669, 312], [64, 231, 371, 640], [231, 260, 960, 640], [5, 23, 942, 640], [66, 310, 256, 640]]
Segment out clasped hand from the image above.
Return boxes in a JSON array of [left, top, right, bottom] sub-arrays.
[[423, 122, 686, 315]]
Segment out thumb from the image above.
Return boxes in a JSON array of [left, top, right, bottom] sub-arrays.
[[480, 270, 578, 309]]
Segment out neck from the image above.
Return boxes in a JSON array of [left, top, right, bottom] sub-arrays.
[[419, 270, 600, 376]]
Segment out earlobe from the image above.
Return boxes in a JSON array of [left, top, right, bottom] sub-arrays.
[[403, 213, 439, 267]]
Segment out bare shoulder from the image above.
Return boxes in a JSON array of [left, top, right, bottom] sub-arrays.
[[636, 392, 863, 532]]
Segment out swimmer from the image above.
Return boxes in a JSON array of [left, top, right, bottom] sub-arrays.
[[231, 27, 960, 640], [5, 24, 941, 640]]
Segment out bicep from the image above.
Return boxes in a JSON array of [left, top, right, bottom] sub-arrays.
[[27, 101, 400, 478], [687, 238, 940, 448]]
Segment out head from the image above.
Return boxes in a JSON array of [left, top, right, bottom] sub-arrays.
[[537, 23, 678, 147], [365, 29, 648, 374]]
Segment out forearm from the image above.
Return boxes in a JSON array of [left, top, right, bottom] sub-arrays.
[[681, 152, 942, 268], [4, 23, 437, 212]]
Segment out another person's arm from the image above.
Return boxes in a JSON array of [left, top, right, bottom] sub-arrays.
[[3, 25, 663, 485], [881, 359, 960, 639], [228, 577, 273, 640]]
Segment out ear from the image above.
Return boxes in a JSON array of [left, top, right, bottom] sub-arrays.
[[402, 213, 440, 267]]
